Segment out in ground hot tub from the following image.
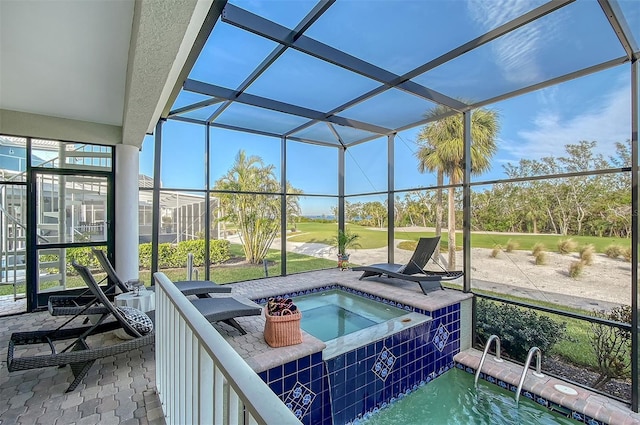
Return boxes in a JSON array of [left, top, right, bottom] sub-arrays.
[[293, 289, 431, 359]]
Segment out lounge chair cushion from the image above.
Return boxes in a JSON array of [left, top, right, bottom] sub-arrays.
[[117, 306, 154, 335]]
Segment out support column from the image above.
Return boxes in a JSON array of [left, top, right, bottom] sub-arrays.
[[115, 143, 140, 283], [281, 136, 287, 276], [463, 111, 471, 293], [205, 124, 211, 280], [338, 147, 345, 233], [630, 58, 639, 412], [387, 133, 395, 264]]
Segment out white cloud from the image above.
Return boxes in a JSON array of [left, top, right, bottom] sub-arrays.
[[502, 84, 631, 160], [467, 0, 562, 85]]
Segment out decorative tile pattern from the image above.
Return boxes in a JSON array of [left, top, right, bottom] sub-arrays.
[[283, 382, 316, 420], [432, 323, 450, 352], [371, 347, 396, 381]]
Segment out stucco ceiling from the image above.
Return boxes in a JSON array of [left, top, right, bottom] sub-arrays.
[[0, 0, 217, 148]]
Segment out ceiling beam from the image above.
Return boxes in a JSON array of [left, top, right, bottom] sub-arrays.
[[205, 0, 335, 123], [122, 0, 222, 147], [597, 0, 638, 60], [169, 98, 225, 116], [184, 79, 391, 135]]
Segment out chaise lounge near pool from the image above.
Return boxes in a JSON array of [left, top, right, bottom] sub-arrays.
[[211, 269, 638, 425]]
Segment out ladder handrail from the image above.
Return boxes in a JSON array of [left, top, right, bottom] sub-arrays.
[[474, 334, 503, 387], [515, 346, 545, 405]]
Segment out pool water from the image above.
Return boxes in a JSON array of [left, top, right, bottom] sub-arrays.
[[361, 368, 578, 425], [294, 290, 406, 342]]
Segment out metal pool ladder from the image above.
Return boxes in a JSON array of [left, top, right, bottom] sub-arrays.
[[474, 334, 503, 387], [515, 346, 545, 405]]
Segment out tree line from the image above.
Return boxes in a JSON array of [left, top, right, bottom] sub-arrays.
[[345, 140, 631, 240]]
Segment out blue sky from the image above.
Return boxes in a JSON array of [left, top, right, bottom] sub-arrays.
[[140, 0, 637, 216]]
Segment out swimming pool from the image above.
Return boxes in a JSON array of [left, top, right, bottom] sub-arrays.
[[360, 368, 578, 425], [294, 289, 407, 341]]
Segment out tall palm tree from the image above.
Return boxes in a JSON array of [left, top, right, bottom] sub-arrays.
[[415, 106, 500, 269]]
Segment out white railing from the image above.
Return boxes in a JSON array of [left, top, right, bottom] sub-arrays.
[[154, 272, 301, 425]]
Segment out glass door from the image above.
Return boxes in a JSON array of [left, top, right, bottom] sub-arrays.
[[28, 140, 113, 310]]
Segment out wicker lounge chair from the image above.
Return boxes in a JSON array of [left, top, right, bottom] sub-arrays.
[[92, 248, 231, 298], [93, 250, 260, 334], [352, 236, 463, 294], [7, 263, 155, 393], [77, 259, 259, 334]]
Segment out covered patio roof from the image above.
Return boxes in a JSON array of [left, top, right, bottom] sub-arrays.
[[0, 0, 221, 147]]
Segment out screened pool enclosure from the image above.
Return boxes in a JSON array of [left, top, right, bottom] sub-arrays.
[[2, 0, 639, 413], [142, 0, 640, 410]]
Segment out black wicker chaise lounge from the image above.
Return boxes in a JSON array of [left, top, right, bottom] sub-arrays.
[[352, 236, 463, 294], [88, 254, 260, 334], [92, 249, 261, 334], [48, 249, 233, 318], [7, 262, 155, 393]]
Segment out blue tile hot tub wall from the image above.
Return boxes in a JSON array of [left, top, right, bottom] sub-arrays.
[[256, 287, 462, 425], [258, 351, 331, 425]]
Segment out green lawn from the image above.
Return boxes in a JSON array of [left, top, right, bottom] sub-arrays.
[[127, 242, 337, 286], [289, 222, 630, 253], [288, 222, 389, 249]]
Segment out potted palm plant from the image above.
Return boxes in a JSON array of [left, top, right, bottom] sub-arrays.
[[334, 229, 361, 269]]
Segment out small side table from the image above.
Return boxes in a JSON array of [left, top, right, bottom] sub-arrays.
[[114, 289, 155, 339], [115, 289, 155, 312]]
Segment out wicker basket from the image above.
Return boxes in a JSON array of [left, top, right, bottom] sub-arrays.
[[263, 308, 302, 348]]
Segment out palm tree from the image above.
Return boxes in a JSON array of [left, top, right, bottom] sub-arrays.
[[215, 150, 302, 264], [415, 106, 500, 269]]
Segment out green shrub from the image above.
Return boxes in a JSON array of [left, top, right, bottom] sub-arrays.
[[557, 238, 577, 254], [531, 243, 545, 257], [534, 251, 547, 265], [209, 239, 231, 264], [491, 245, 501, 258], [568, 260, 584, 278], [138, 239, 230, 270], [476, 299, 566, 362], [505, 239, 519, 253], [157, 243, 178, 268], [139, 243, 152, 269], [622, 247, 632, 262], [40, 247, 103, 274], [175, 240, 206, 266], [580, 244, 595, 266], [590, 306, 632, 388], [605, 244, 623, 259]]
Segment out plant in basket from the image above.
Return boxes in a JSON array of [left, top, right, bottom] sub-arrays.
[[264, 297, 302, 347]]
